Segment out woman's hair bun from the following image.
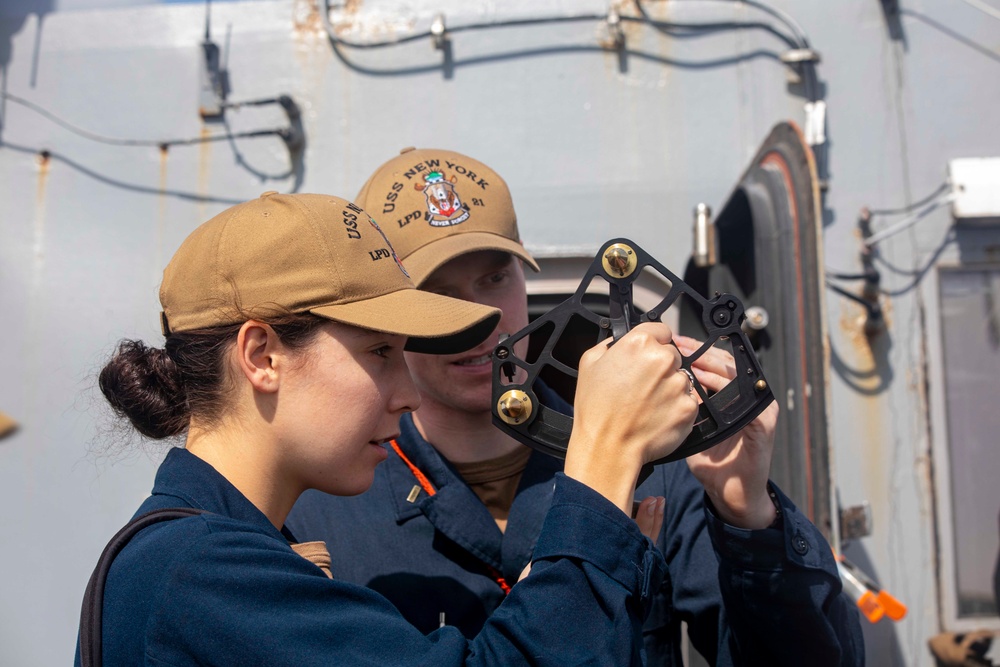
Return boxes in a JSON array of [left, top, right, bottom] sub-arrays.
[[99, 339, 189, 439]]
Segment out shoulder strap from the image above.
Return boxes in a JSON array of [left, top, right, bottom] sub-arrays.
[[79, 507, 207, 667]]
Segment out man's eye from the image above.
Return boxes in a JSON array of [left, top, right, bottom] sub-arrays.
[[488, 272, 506, 284], [372, 345, 391, 358]]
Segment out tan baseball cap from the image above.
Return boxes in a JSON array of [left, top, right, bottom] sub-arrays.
[[159, 192, 500, 354], [354, 147, 540, 285], [0, 410, 17, 439]]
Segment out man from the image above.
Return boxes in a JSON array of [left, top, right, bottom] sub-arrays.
[[287, 147, 863, 665]]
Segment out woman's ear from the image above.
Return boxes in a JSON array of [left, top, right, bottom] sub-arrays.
[[236, 320, 283, 393]]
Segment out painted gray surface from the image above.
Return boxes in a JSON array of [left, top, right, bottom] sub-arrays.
[[1, 1, 999, 665]]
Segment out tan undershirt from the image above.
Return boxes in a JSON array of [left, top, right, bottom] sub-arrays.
[[290, 541, 333, 579], [451, 446, 533, 533]]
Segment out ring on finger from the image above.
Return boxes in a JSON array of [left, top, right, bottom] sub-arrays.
[[680, 368, 696, 395]]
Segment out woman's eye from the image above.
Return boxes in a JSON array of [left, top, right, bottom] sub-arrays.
[[372, 345, 392, 359]]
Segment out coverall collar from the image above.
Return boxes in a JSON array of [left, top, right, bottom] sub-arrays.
[[148, 447, 291, 543], [386, 409, 563, 580]]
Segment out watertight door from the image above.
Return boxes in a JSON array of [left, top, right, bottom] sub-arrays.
[[680, 121, 832, 538]]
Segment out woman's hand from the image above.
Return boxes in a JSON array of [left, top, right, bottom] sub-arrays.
[[674, 335, 779, 530], [565, 323, 698, 515]]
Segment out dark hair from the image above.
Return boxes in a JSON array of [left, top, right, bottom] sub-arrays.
[[99, 314, 328, 439]]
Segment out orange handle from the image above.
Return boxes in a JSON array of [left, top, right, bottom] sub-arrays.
[[834, 550, 908, 623], [856, 591, 885, 623], [877, 590, 907, 621]]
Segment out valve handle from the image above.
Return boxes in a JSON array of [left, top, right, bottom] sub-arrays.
[[491, 238, 774, 468]]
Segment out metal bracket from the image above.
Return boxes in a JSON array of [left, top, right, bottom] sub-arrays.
[[839, 501, 873, 541], [198, 3, 228, 120], [491, 238, 775, 467]]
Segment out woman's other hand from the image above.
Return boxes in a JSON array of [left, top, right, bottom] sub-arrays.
[[675, 335, 779, 530]]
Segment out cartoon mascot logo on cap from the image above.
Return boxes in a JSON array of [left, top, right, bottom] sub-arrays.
[[416, 171, 470, 227]]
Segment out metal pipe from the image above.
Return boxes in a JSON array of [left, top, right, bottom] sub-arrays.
[[693, 203, 717, 267]]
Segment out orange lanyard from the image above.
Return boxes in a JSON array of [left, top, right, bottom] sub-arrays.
[[388, 439, 512, 596], [390, 440, 437, 497]]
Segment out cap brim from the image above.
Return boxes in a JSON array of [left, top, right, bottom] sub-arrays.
[[310, 288, 501, 355], [403, 233, 541, 286]]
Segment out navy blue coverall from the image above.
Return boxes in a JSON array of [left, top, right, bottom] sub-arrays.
[[287, 385, 864, 666], [75, 447, 669, 666]]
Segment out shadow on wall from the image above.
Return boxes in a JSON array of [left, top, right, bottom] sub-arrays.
[[0, 0, 54, 88], [0, 1, 307, 200], [828, 327, 895, 398]]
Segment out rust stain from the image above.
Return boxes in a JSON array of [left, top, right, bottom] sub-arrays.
[[198, 125, 212, 219], [839, 304, 872, 363], [36, 149, 50, 174], [34, 150, 50, 266], [328, 0, 362, 37], [157, 145, 169, 272], [619, 1, 644, 42], [292, 0, 332, 86], [293, 0, 324, 38], [596, 34, 620, 52], [24, 150, 52, 495], [880, 293, 893, 330], [159, 144, 169, 194], [838, 288, 893, 354], [837, 296, 891, 517], [597, 1, 639, 51], [596, 36, 621, 51], [326, 0, 417, 42]]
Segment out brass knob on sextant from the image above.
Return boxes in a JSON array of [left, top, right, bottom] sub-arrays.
[[497, 389, 533, 425], [602, 243, 637, 278], [754, 379, 768, 392]]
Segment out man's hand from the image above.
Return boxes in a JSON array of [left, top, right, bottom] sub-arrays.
[[634, 496, 666, 541], [517, 495, 665, 585], [674, 335, 779, 530]]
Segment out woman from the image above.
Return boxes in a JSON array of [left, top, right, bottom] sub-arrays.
[[76, 192, 698, 666]]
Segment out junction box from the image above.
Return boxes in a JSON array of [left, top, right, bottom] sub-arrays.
[[950, 158, 1000, 224]]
